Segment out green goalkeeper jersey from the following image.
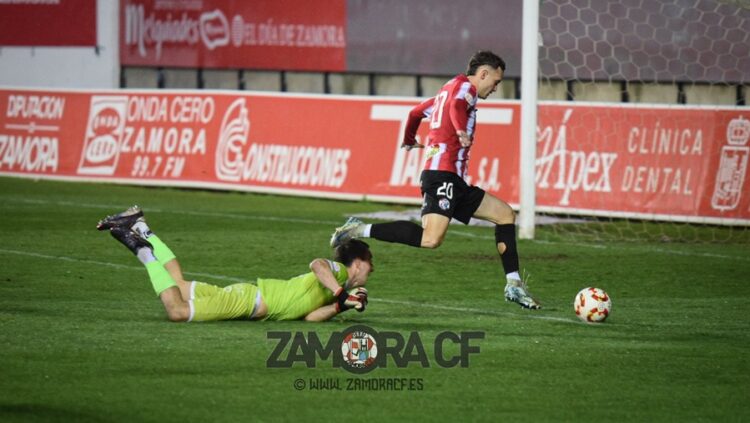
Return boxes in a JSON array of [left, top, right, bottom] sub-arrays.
[[257, 260, 349, 321]]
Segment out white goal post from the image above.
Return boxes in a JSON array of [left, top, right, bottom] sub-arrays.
[[519, 0, 540, 239]]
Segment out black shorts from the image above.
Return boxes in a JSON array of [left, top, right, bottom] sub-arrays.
[[420, 170, 485, 224]]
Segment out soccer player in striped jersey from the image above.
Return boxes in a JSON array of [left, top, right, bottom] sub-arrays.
[[331, 50, 540, 310], [98, 206, 371, 322]]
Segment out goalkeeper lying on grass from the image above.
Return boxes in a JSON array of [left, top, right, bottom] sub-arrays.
[[96, 206, 371, 323]]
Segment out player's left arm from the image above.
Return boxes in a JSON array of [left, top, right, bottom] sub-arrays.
[[449, 90, 474, 147]]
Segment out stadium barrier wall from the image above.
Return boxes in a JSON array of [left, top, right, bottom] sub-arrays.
[[1, 88, 748, 225]]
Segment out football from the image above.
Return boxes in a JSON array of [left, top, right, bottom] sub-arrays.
[[574, 287, 612, 323]]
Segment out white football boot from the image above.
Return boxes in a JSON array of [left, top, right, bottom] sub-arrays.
[[504, 278, 542, 309], [329, 217, 364, 248]]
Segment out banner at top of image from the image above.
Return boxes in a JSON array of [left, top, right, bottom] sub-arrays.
[[120, 0, 346, 71]]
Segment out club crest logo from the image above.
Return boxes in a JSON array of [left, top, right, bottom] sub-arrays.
[[711, 116, 749, 211], [341, 326, 378, 373], [439, 198, 451, 211]]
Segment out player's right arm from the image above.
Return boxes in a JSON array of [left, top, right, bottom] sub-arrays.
[[304, 287, 367, 321], [401, 97, 434, 150], [304, 304, 338, 322]]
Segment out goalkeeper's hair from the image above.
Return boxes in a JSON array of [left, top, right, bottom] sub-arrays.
[[334, 239, 372, 267], [466, 50, 506, 75]]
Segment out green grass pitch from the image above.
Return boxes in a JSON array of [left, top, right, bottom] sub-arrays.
[[1, 176, 748, 422]]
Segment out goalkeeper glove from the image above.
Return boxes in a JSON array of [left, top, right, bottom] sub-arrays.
[[335, 287, 368, 313]]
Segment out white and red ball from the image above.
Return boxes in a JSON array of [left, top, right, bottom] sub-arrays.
[[574, 287, 612, 323]]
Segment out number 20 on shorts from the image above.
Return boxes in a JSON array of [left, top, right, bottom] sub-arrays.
[[437, 182, 454, 199]]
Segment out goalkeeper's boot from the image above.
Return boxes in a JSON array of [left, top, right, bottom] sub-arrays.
[[329, 217, 364, 248], [109, 226, 153, 256], [504, 278, 542, 309], [97, 205, 153, 238], [97, 205, 143, 231]]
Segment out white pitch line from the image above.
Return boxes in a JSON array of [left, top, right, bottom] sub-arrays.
[[533, 239, 749, 261], [6, 197, 342, 226], [0, 247, 581, 324], [0, 248, 246, 283], [373, 298, 580, 324], [3, 197, 748, 261], [450, 230, 748, 260]]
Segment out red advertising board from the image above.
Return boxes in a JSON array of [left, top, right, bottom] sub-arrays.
[[1, 88, 748, 225], [0, 0, 97, 46], [535, 104, 750, 222], [120, 0, 346, 71]]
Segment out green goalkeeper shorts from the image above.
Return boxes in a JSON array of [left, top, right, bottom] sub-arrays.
[[188, 281, 261, 322]]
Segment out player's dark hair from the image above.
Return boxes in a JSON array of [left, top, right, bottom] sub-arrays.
[[334, 239, 372, 267], [466, 50, 506, 75]]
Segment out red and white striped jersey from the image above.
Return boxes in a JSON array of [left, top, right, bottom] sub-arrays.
[[402, 74, 478, 178]]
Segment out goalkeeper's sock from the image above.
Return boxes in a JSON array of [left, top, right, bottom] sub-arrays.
[[132, 220, 153, 238], [136, 248, 157, 264], [370, 221, 423, 247], [134, 246, 177, 295], [144, 260, 177, 296], [144, 234, 177, 264], [495, 224, 520, 275]]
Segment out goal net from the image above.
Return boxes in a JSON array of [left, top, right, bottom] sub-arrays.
[[533, 0, 750, 243]]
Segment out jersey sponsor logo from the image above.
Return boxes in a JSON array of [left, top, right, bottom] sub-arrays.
[[326, 260, 341, 272], [425, 144, 441, 160]]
